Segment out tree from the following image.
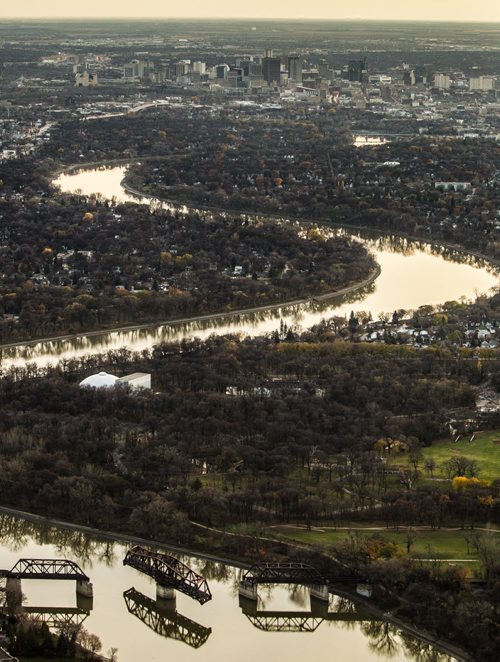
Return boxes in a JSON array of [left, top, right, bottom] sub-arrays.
[[424, 458, 436, 477], [405, 528, 417, 554]]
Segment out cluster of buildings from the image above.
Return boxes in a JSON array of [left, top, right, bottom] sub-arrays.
[[357, 319, 499, 350], [403, 63, 498, 92], [0, 117, 53, 162], [116, 49, 498, 103], [120, 49, 369, 101]]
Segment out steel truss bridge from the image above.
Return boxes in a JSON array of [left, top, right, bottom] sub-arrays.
[[0, 559, 89, 582], [242, 562, 326, 586], [123, 546, 212, 605], [241, 562, 365, 586], [123, 587, 212, 649]]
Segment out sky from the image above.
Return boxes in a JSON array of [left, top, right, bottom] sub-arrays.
[[0, 1, 499, 22]]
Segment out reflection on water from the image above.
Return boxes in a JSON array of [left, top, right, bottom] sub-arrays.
[[0, 514, 454, 661], [123, 587, 212, 649], [0, 165, 496, 370]]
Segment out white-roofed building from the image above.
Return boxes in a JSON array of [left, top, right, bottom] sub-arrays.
[[117, 373, 151, 390], [79, 371, 151, 391], [79, 371, 119, 389]]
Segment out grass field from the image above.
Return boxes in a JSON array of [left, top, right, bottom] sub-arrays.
[[269, 524, 500, 563], [395, 430, 500, 483]]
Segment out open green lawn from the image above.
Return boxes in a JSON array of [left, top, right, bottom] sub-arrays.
[[268, 525, 500, 563], [394, 430, 500, 483]]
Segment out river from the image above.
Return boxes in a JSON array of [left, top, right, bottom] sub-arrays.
[[0, 165, 497, 370], [0, 512, 458, 662]]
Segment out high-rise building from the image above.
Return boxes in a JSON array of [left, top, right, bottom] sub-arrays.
[[192, 61, 206, 75], [318, 59, 331, 81], [227, 67, 244, 88], [342, 58, 368, 83], [403, 64, 433, 86], [469, 75, 496, 91], [123, 59, 153, 82], [262, 51, 281, 85], [287, 55, 302, 83], [216, 64, 230, 80], [173, 62, 188, 80], [434, 73, 451, 90], [241, 61, 262, 78]]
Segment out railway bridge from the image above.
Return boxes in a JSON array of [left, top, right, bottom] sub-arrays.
[[239, 562, 367, 602], [0, 558, 93, 604], [123, 546, 212, 605]]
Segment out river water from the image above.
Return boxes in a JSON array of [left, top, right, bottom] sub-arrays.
[[0, 513, 455, 662], [0, 165, 497, 370]]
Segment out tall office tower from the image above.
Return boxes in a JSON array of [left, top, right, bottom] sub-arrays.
[[287, 55, 303, 83], [434, 73, 451, 90], [227, 67, 244, 88], [216, 64, 230, 79], [192, 61, 206, 75], [123, 59, 154, 81], [403, 64, 433, 86], [262, 50, 281, 85], [173, 62, 188, 80], [342, 58, 368, 83], [123, 60, 139, 81], [318, 59, 331, 80]]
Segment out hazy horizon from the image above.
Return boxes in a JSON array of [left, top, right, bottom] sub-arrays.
[[0, 0, 499, 23]]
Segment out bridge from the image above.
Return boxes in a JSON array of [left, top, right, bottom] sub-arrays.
[[123, 546, 212, 605], [0, 558, 93, 624], [241, 562, 326, 586], [0, 558, 93, 601], [123, 587, 212, 649], [0, 559, 89, 582], [240, 562, 329, 601], [239, 562, 367, 602]]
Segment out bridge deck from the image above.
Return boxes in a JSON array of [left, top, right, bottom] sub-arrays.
[[0, 559, 89, 582]]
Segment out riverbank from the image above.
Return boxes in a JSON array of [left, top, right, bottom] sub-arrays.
[[0, 505, 470, 662], [0, 265, 381, 353]]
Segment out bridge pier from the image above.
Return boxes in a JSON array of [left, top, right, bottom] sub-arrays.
[[156, 584, 176, 601], [76, 591, 94, 613], [239, 580, 258, 601], [5, 577, 22, 610], [76, 579, 93, 599], [309, 584, 329, 602]]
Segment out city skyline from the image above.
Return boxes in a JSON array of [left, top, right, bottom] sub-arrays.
[[0, 0, 499, 22]]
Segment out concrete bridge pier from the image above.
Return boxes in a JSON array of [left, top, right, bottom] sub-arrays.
[[309, 584, 329, 602], [156, 584, 176, 601], [5, 577, 22, 609], [238, 580, 258, 601], [76, 591, 94, 613], [76, 579, 93, 598]]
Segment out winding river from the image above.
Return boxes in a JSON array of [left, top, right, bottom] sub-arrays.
[[0, 165, 497, 370]]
